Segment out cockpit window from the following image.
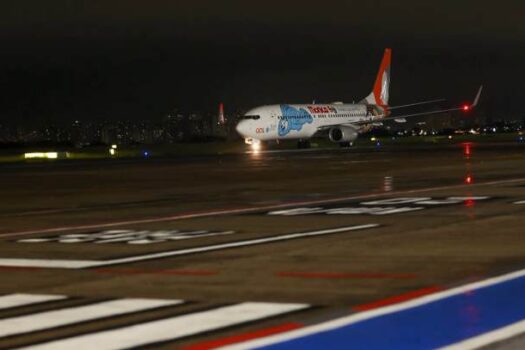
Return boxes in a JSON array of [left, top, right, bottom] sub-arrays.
[[243, 115, 260, 120]]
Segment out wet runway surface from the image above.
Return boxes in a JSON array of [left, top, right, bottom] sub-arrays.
[[1, 143, 525, 349]]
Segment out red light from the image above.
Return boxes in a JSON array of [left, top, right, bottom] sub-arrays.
[[465, 199, 475, 208], [465, 175, 473, 184], [463, 143, 471, 157], [463, 105, 470, 111]]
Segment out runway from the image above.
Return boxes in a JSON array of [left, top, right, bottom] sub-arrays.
[[1, 142, 525, 349]]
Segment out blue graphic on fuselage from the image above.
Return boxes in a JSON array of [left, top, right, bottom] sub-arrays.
[[278, 105, 314, 137]]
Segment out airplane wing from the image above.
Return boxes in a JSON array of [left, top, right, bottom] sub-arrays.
[[316, 122, 363, 131], [353, 86, 483, 126], [388, 98, 446, 110]]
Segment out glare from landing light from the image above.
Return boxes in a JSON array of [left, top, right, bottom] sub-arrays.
[[251, 141, 261, 153], [24, 152, 58, 159]]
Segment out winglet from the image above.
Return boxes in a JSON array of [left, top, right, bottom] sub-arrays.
[[218, 102, 226, 125], [471, 85, 483, 108]]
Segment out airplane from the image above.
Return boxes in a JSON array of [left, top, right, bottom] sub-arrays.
[[235, 48, 482, 150]]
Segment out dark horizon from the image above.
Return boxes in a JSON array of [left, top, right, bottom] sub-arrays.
[[1, 1, 524, 124]]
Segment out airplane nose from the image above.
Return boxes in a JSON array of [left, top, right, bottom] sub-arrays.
[[236, 120, 249, 136]]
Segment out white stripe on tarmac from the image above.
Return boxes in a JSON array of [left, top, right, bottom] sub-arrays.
[[0, 294, 66, 310], [0, 298, 181, 338], [0, 224, 379, 269], [219, 267, 525, 350], [515, 200, 525, 204], [99, 224, 379, 267], [440, 318, 525, 350], [2, 177, 524, 238], [0, 258, 100, 269], [22, 302, 309, 350]]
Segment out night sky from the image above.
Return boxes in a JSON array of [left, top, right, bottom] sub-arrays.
[[1, 0, 524, 124]]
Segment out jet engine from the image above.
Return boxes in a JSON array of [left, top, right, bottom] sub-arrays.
[[328, 126, 359, 143]]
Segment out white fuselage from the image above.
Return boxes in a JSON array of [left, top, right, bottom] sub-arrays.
[[236, 103, 384, 141]]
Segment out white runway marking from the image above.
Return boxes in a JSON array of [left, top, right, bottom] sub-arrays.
[[267, 196, 491, 216], [0, 258, 100, 269], [0, 298, 181, 338], [0, 293, 66, 310], [17, 229, 236, 245], [219, 267, 525, 350], [515, 200, 525, 204], [1, 177, 524, 238], [21, 302, 309, 350], [0, 224, 379, 269]]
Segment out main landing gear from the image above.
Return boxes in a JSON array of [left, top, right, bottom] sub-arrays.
[[297, 140, 311, 149]]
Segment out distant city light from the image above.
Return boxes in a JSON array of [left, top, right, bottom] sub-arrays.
[[109, 148, 116, 156], [111, 144, 118, 149], [24, 152, 58, 159]]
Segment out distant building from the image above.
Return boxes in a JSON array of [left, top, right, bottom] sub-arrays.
[[101, 125, 118, 145]]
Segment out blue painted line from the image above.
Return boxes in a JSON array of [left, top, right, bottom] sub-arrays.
[[259, 275, 525, 349]]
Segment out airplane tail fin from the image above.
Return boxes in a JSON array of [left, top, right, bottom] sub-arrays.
[[362, 48, 391, 107]]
